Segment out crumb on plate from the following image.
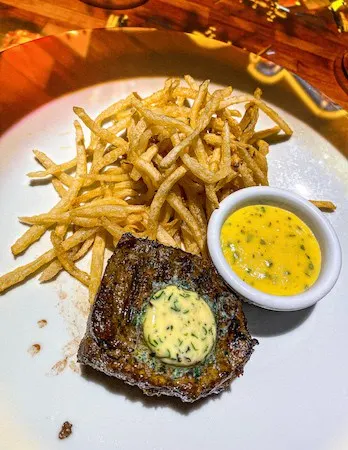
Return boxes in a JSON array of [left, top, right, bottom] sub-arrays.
[[58, 421, 73, 440]]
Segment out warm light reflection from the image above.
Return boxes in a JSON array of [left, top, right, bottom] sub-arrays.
[[295, 183, 311, 197], [58, 29, 92, 58]]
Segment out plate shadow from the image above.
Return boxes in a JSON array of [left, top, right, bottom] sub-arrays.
[[80, 365, 228, 415], [243, 303, 315, 337]]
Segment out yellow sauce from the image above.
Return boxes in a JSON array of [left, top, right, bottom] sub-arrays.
[[143, 285, 216, 367], [221, 205, 321, 296]]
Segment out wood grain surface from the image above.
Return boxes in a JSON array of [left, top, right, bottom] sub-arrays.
[[1, 27, 347, 158], [0, 0, 348, 109]]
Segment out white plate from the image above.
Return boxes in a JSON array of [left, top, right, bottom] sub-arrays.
[[1, 38, 348, 450]]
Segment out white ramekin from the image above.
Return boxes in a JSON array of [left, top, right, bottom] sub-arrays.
[[207, 186, 342, 311]]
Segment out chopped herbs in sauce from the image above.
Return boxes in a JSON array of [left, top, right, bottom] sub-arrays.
[[220, 205, 321, 296]]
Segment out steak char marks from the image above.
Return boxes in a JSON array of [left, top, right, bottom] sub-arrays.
[[78, 233, 257, 402]]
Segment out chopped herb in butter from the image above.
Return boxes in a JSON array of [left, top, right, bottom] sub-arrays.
[[143, 286, 216, 367]]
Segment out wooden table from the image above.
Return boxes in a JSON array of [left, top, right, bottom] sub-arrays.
[[1, 0, 348, 109]]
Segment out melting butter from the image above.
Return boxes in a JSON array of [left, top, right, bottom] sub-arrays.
[[143, 285, 216, 367]]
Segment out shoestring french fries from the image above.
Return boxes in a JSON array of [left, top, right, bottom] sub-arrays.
[[0, 77, 336, 299]]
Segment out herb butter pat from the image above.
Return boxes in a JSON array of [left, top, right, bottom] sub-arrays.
[[143, 286, 216, 367]]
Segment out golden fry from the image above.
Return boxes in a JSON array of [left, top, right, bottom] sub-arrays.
[[100, 217, 125, 242], [18, 212, 101, 227], [32, 150, 74, 187], [190, 80, 209, 128], [240, 104, 259, 143], [172, 87, 199, 100], [148, 166, 187, 237], [160, 131, 197, 169], [130, 129, 153, 181], [104, 166, 130, 175], [40, 231, 95, 284], [181, 223, 200, 255], [94, 95, 134, 128], [133, 101, 191, 134], [215, 172, 238, 192], [90, 95, 134, 145], [219, 108, 242, 139], [253, 100, 292, 135], [0, 228, 98, 293], [27, 157, 78, 178], [157, 225, 177, 247], [11, 178, 83, 255], [249, 126, 281, 145], [71, 204, 143, 219], [140, 144, 159, 162], [203, 133, 222, 147], [205, 184, 219, 209], [236, 144, 268, 186], [73, 106, 128, 150], [181, 154, 216, 184], [257, 139, 269, 155], [209, 147, 221, 172], [85, 173, 130, 183], [89, 230, 106, 304], [74, 235, 95, 260], [74, 187, 103, 205], [2, 76, 303, 303], [238, 163, 256, 187], [74, 120, 88, 178], [310, 200, 336, 211], [89, 147, 127, 176], [0, 249, 56, 294], [179, 176, 204, 194], [183, 189, 207, 233], [134, 159, 162, 186], [52, 179, 67, 198], [252, 149, 268, 176], [39, 251, 77, 283], [153, 105, 191, 118], [167, 192, 204, 252], [193, 137, 209, 166], [51, 232, 90, 286], [219, 94, 253, 110], [184, 74, 199, 90]]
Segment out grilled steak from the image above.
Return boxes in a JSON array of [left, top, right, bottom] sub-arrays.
[[78, 233, 257, 402]]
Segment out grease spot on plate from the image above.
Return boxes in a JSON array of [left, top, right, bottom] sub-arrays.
[[69, 359, 81, 374], [49, 357, 68, 376], [59, 290, 67, 300], [28, 344, 41, 356], [37, 319, 47, 328]]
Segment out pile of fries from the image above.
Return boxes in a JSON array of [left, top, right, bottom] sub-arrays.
[[0, 76, 335, 301]]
